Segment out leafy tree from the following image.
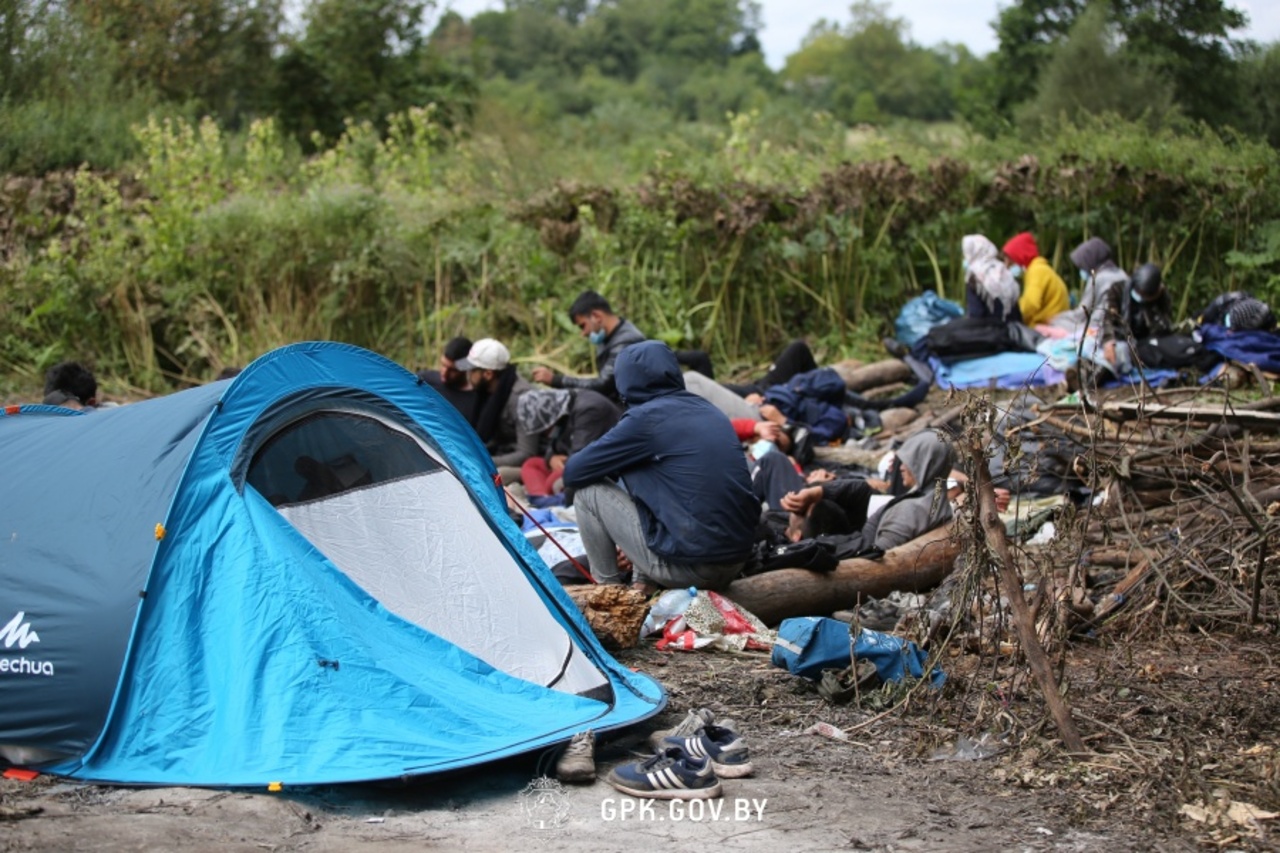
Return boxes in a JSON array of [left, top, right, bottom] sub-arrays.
[[657, 0, 761, 64], [70, 0, 282, 123], [276, 0, 475, 145], [989, 0, 1084, 117], [1114, 0, 1246, 127], [781, 1, 957, 122], [462, 0, 768, 123], [0, 1, 161, 171], [989, 0, 1248, 127], [943, 44, 1004, 136], [1238, 41, 1280, 147], [1016, 3, 1176, 132]]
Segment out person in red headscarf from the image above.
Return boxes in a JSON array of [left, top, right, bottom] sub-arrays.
[[1002, 232, 1070, 326]]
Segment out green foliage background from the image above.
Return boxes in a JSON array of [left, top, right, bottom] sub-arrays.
[[2, 107, 1278, 391], [2, 0, 1280, 392]]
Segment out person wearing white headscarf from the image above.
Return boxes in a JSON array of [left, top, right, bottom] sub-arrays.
[[962, 235, 1022, 323]]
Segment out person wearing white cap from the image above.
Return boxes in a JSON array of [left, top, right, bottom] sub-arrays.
[[456, 338, 532, 476]]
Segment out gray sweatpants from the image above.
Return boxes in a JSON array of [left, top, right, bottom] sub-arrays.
[[572, 481, 743, 590], [682, 371, 761, 422]]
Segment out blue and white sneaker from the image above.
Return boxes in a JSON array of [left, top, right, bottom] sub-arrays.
[[662, 723, 753, 778], [605, 746, 723, 800], [646, 707, 720, 750]]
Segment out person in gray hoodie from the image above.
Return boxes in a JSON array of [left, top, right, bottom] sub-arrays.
[[780, 429, 956, 556], [1060, 237, 1133, 378]]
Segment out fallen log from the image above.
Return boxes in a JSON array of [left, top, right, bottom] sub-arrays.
[[725, 524, 960, 626], [832, 359, 914, 392], [879, 407, 920, 434], [813, 443, 885, 470], [1101, 401, 1280, 431]]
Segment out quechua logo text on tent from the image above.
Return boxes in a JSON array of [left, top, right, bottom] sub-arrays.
[[0, 612, 53, 677]]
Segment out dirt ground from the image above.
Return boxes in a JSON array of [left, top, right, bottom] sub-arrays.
[[5, 631, 1276, 853], [5, 378, 1280, 850]]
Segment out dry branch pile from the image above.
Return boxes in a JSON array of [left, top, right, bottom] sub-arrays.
[[1003, 386, 1280, 638]]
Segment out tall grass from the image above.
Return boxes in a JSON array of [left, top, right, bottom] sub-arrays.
[[2, 108, 1278, 390]]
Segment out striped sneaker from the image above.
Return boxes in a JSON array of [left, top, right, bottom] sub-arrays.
[[645, 708, 739, 750], [605, 746, 723, 800], [662, 723, 753, 778]]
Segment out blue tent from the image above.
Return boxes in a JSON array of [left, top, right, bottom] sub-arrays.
[[0, 343, 663, 785]]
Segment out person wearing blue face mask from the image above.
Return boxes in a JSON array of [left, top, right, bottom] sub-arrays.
[[1122, 263, 1174, 341], [531, 290, 647, 403], [1062, 237, 1131, 377]]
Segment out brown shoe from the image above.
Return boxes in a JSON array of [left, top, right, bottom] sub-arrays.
[[555, 731, 596, 784]]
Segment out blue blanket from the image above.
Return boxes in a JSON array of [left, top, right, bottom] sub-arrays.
[[1200, 324, 1280, 373], [930, 352, 1065, 390], [931, 352, 1180, 390]]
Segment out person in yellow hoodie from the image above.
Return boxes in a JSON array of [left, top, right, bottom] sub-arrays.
[[1002, 232, 1070, 326]]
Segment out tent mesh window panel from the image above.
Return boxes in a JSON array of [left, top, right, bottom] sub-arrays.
[[246, 406, 610, 698], [247, 410, 441, 507]]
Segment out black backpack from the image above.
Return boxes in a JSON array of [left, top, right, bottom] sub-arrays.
[[924, 316, 1013, 359], [741, 538, 840, 577], [1133, 334, 1221, 371]]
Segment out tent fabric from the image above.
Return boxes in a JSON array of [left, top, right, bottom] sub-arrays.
[[0, 384, 224, 762], [0, 343, 663, 785]]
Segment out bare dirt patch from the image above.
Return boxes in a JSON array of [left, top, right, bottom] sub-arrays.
[[7, 631, 1274, 851]]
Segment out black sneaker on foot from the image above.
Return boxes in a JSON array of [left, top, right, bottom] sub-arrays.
[[882, 337, 909, 359]]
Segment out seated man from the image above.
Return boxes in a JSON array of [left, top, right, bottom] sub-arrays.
[[515, 388, 621, 499], [416, 336, 478, 424], [456, 338, 531, 469], [531, 290, 645, 402], [779, 430, 956, 557], [562, 341, 759, 592]]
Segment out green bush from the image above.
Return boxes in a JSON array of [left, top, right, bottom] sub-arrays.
[[2, 109, 1277, 391]]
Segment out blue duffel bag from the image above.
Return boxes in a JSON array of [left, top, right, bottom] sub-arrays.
[[770, 616, 851, 680]]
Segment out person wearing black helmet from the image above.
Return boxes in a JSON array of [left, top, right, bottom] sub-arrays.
[[1118, 264, 1232, 374], [1122, 263, 1174, 341]]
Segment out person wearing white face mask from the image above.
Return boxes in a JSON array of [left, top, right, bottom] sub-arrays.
[[531, 290, 647, 403]]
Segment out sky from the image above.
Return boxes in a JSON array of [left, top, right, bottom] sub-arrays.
[[439, 0, 1280, 69]]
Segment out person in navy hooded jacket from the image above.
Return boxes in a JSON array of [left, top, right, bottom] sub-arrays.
[[562, 341, 759, 592]]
